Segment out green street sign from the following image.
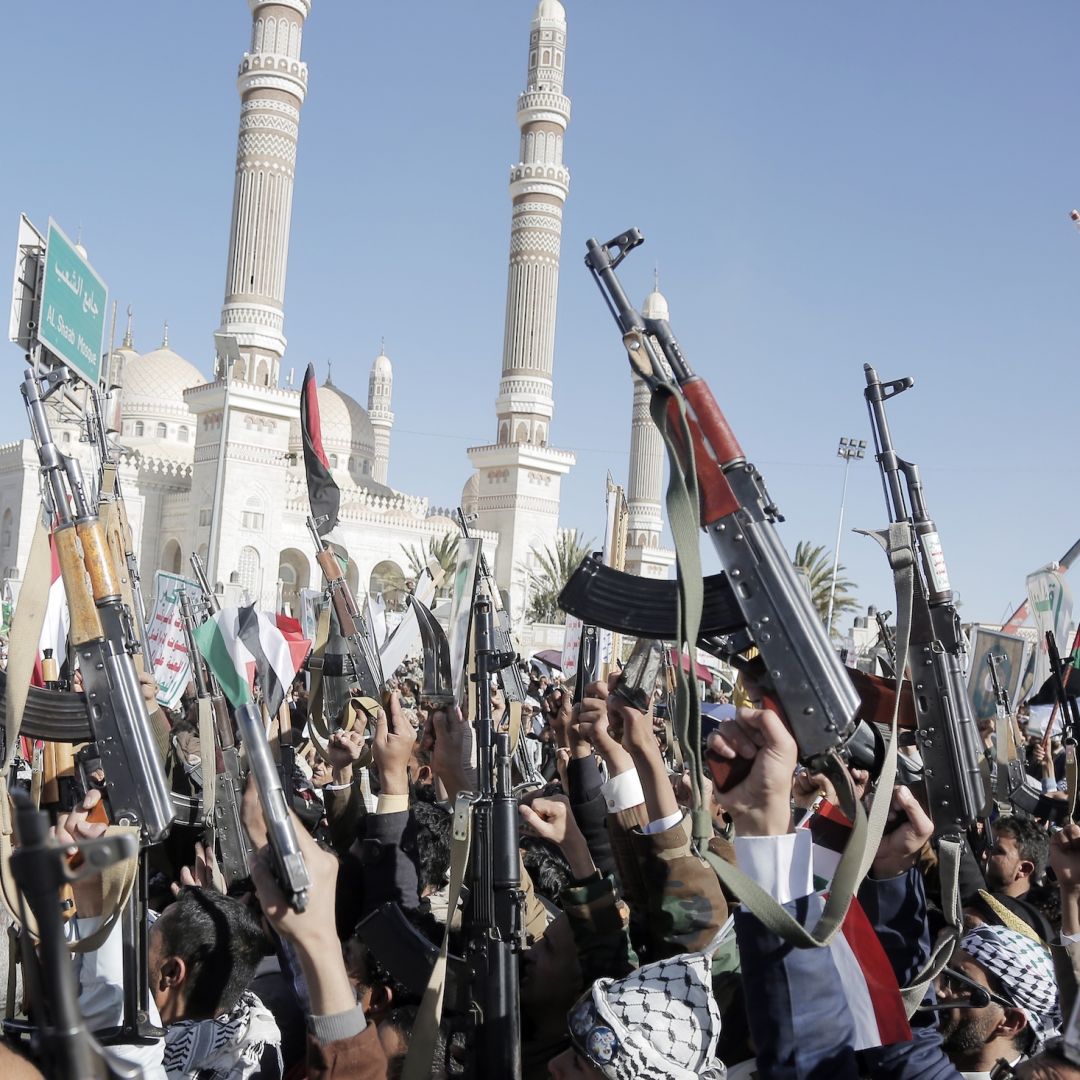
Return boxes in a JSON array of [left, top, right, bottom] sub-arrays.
[[37, 219, 108, 385]]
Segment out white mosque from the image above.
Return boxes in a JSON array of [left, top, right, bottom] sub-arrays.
[[0, 0, 671, 629]]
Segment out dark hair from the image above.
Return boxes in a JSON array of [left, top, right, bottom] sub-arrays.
[[996, 816, 1050, 883], [155, 888, 268, 1019], [405, 788, 452, 893], [520, 835, 570, 902]]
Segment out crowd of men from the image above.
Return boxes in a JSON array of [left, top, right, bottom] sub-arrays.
[[3, 646, 1080, 1080]]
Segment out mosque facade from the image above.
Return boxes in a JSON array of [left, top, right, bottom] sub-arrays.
[[0, 0, 669, 629]]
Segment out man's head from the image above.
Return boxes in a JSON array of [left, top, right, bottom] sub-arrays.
[[936, 925, 1060, 1070], [985, 816, 1049, 897], [550, 949, 724, 1079], [148, 888, 268, 1023]]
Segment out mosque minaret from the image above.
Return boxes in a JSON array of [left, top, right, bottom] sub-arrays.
[[624, 284, 675, 580], [216, 0, 312, 386], [368, 345, 394, 487], [467, 0, 576, 612]]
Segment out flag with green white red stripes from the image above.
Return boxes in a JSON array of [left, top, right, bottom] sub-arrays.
[[193, 604, 298, 716]]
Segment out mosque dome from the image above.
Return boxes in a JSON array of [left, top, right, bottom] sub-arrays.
[[118, 340, 206, 457], [535, 0, 565, 20], [288, 375, 378, 487], [641, 290, 670, 322]]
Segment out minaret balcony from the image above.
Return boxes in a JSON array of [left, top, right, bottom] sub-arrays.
[[517, 90, 571, 128]]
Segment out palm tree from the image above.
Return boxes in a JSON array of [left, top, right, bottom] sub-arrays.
[[402, 532, 459, 595], [792, 540, 859, 635], [520, 529, 595, 624]]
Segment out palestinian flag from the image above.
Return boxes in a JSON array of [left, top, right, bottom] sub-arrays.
[[300, 362, 339, 536], [193, 605, 298, 717], [798, 800, 912, 1049]]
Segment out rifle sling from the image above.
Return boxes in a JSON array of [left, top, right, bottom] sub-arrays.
[[401, 792, 474, 1080]]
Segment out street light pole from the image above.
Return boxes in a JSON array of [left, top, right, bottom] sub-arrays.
[[826, 437, 866, 639]]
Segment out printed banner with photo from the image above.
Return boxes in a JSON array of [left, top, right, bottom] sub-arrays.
[[1026, 565, 1073, 693], [966, 626, 1028, 724], [148, 570, 203, 711]]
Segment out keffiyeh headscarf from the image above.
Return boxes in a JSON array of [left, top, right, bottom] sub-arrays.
[[961, 924, 1061, 1050], [567, 949, 726, 1080], [163, 990, 282, 1080]]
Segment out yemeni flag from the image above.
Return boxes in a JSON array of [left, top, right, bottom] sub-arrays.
[[798, 801, 912, 1049], [32, 533, 70, 687], [300, 362, 340, 536], [193, 605, 298, 717]]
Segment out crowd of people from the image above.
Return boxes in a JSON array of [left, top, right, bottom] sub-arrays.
[[3, 645, 1080, 1080]]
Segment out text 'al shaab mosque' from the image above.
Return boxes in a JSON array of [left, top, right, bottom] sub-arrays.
[[0, 0, 672, 629]]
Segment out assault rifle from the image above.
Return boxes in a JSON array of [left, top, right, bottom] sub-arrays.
[[9, 790, 140, 1079], [581, 230, 861, 785], [190, 552, 220, 615], [984, 651, 1064, 822], [22, 368, 173, 842], [455, 509, 527, 704], [85, 384, 153, 670], [186, 564, 307, 907], [462, 594, 525, 1078], [178, 591, 251, 885], [306, 515, 385, 701], [863, 365, 990, 839]]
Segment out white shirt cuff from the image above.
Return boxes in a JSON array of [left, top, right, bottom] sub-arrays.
[[734, 830, 814, 904], [601, 769, 645, 814], [1061, 930, 1080, 946], [642, 811, 684, 835]]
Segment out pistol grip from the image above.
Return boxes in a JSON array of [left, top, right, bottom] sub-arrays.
[[706, 749, 752, 792]]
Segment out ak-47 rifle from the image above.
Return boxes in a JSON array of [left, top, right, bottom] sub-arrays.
[[178, 591, 251, 886], [190, 552, 220, 615], [85, 384, 152, 671], [9, 790, 140, 1079], [984, 651, 1064, 822], [455, 509, 528, 704], [863, 365, 990, 840], [22, 368, 173, 842], [463, 594, 524, 1078], [188, 561, 307, 908], [306, 515, 385, 701], [582, 230, 861, 787]]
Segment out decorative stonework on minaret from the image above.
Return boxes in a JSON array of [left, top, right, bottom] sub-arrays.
[[467, 0, 575, 613], [624, 285, 675, 580], [186, 0, 313, 607], [215, 0, 311, 386], [368, 345, 393, 487]]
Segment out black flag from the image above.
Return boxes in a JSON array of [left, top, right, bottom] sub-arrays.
[[299, 363, 340, 535]]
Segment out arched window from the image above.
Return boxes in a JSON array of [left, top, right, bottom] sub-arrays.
[[156, 422, 167, 439], [329, 453, 339, 469], [61, 431, 71, 444], [134, 422, 144, 437], [178, 426, 189, 443], [241, 495, 265, 531], [237, 545, 260, 597], [1, 509, 12, 550]]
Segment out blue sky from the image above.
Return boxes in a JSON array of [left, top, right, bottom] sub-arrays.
[[2, 2, 1078, 625]]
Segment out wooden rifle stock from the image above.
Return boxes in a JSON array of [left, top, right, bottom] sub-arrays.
[[53, 524, 105, 646]]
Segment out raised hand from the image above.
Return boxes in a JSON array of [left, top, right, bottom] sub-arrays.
[[518, 794, 595, 879], [706, 707, 797, 838], [371, 692, 413, 797], [871, 786, 933, 878]]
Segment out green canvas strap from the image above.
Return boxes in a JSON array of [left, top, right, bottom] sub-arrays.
[[400, 792, 475, 1080], [651, 366, 914, 947], [900, 834, 962, 1015]]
